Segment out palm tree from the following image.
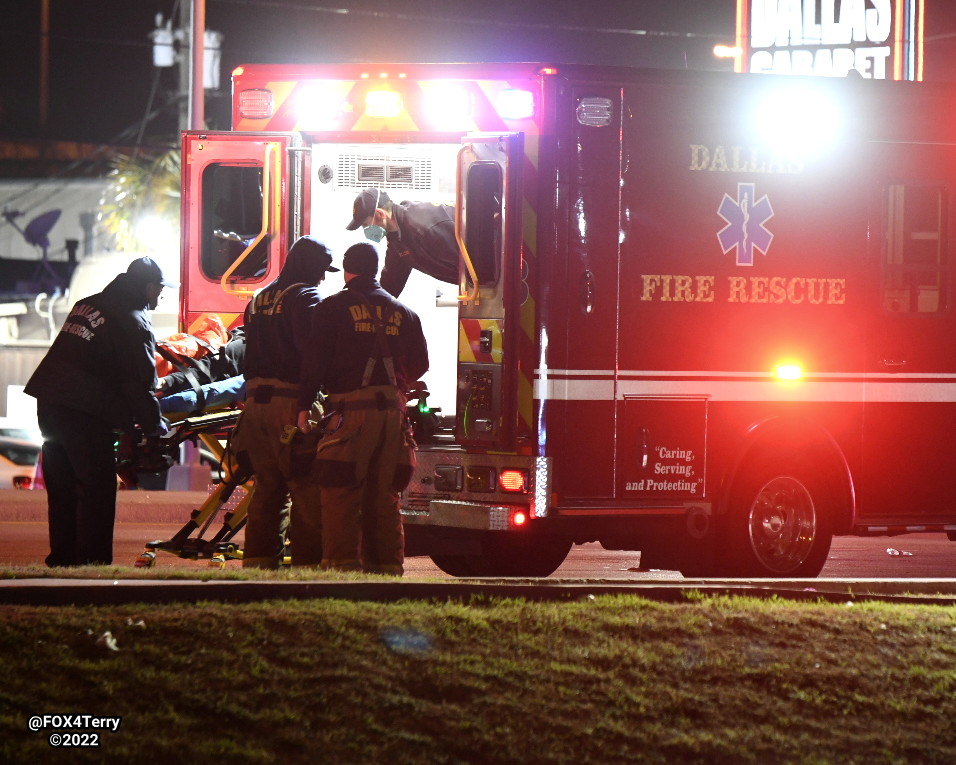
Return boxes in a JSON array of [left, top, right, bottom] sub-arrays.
[[97, 148, 180, 253]]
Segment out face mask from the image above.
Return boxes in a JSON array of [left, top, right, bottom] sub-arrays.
[[364, 224, 386, 243]]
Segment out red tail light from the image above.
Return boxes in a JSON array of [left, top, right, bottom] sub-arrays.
[[499, 469, 528, 493]]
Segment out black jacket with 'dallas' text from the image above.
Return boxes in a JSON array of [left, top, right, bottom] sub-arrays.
[[297, 275, 429, 407], [25, 272, 161, 432]]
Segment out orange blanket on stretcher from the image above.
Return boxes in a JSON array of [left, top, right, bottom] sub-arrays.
[[154, 315, 230, 377]]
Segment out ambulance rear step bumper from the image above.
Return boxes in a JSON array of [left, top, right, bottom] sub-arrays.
[[402, 501, 518, 531]]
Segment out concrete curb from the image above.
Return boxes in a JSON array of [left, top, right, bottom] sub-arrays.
[[1, 577, 956, 607]]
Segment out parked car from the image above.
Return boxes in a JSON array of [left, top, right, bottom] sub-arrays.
[[0, 436, 40, 489], [0, 417, 42, 446]]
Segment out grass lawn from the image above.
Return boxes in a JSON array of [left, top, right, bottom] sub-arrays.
[[1, 570, 955, 764]]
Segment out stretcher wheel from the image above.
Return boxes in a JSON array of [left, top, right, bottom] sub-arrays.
[[209, 554, 227, 568], [134, 551, 156, 568]]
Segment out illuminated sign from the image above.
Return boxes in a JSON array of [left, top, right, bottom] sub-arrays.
[[735, 1, 924, 80]]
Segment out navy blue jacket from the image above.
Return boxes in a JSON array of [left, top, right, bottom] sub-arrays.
[[25, 272, 161, 432], [298, 276, 429, 406], [382, 201, 459, 296]]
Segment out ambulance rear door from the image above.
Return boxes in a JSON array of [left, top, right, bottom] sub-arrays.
[[180, 131, 301, 332], [456, 132, 524, 449]]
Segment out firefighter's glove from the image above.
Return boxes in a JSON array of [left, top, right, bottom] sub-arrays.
[[147, 418, 171, 438]]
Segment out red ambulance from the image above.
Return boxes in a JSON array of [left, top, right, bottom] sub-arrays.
[[179, 62, 956, 577]]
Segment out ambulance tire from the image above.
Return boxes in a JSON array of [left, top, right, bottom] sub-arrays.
[[720, 453, 833, 578], [431, 534, 572, 578]]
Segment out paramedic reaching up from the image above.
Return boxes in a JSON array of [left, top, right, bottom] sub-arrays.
[[346, 187, 460, 297], [25, 256, 176, 567]]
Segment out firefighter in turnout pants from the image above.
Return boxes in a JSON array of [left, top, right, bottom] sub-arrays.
[[296, 242, 429, 574], [233, 236, 339, 568]]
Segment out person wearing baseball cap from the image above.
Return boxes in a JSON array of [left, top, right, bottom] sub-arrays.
[[296, 241, 429, 575], [231, 235, 338, 569], [25, 256, 174, 566], [345, 187, 459, 297]]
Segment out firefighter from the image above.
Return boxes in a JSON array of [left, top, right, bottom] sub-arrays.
[[231, 236, 339, 568], [345, 187, 459, 297], [25, 256, 175, 567], [296, 242, 429, 575]]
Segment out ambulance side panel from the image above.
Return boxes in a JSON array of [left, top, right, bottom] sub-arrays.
[[542, 69, 956, 534]]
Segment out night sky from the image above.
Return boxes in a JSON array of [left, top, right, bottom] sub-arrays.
[[0, 0, 735, 144], [1, 1, 955, 146]]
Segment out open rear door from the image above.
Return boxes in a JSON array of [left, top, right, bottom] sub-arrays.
[[456, 133, 523, 448], [180, 131, 299, 332]]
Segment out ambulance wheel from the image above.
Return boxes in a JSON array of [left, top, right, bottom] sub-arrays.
[[721, 453, 833, 578], [429, 554, 481, 578], [431, 534, 571, 578]]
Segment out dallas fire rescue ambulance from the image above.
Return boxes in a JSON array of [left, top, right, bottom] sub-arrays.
[[178, 61, 956, 577]]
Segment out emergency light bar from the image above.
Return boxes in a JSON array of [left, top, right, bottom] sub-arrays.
[[365, 89, 403, 119], [238, 80, 535, 126], [495, 89, 535, 120], [238, 88, 274, 120]]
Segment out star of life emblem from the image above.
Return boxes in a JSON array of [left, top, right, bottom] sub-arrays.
[[717, 182, 774, 266]]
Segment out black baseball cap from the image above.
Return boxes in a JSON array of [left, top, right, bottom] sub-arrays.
[[346, 188, 391, 231], [127, 256, 178, 288], [342, 242, 379, 276]]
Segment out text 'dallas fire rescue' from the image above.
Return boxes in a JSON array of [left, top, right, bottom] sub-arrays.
[[640, 143, 846, 305]]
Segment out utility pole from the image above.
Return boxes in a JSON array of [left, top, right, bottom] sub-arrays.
[[39, 0, 50, 136], [154, 1, 220, 132], [190, 0, 206, 130]]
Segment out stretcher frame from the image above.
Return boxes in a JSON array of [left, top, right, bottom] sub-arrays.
[[134, 408, 255, 568]]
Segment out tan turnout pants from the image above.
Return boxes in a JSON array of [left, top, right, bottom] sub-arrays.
[[316, 385, 413, 575], [231, 378, 324, 568]]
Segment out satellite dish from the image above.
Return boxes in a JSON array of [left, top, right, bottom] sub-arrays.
[[23, 210, 61, 249]]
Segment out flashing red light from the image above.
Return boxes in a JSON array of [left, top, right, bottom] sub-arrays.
[[774, 362, 804, 381], [512, 511, 528, 527], [499, 469, 528, 493], [13, 476, 32, 490]]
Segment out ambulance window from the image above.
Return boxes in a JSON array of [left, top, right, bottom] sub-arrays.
[[883, 184, 948, 314], [464, 161, 502, 284], [200, 164, 268, 281]]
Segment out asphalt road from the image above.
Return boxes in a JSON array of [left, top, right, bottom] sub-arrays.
[[1, 519, 954, 579]]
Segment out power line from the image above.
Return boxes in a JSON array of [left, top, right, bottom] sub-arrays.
[[211, 0, 727, 40]]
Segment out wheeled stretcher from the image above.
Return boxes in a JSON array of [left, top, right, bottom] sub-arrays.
[[131, 381, 443, 568], [132, 407, 255, 568]]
